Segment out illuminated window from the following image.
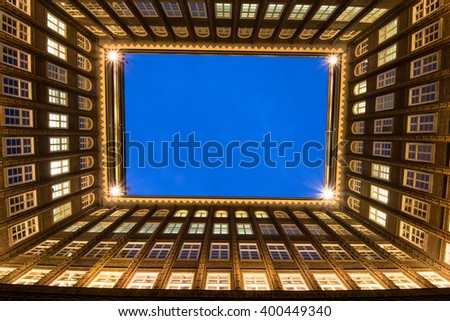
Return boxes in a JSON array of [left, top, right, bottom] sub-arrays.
[[352, 101, 366, 115], [109, 1, 133, 17], [47, 38, 66, 60], [405, 142, 434, 163], [351, 121, 364, 135], [88, 221, 113, 234], [6, 0, 30, 15], [407, 113, 435, 133], [400, 221, 427, 248], [265, 4, 284, 19], [48, 88, 67, 106], [348, 178, 362, 193], [349, 274, 384, 290], [295, 244, 322, 260], [161, 1, 182, 17], [106, 24, 126, 36], [412, 21, 441, 51], [135, 2, 158, 17], [376, 93, 394, 111], [50, 270, 87, 287], [314, 273, 346, 290], [47, 63, 67, 83], [401, 195, 430, 221], [360, 8, 387, 23], [116, 242, 144, 258], [25, 240, 59, 256], [80, 175, 94, 189], [294, 211, 309, 219], [188, 223, 205, 234], [351, 244, 383, 260], [237, 223, 253, 235], [379, 19, 397, 43], [354, 60, 368, 76], [369, 206, 387, 226], [64, 221, 88, 233], [267, 244, 291, 260], [147, 242, 173, 259], [378, 243, 411, 260], [50, 159, 69, 176], [215, 3, 232, 18], [355, 39, 368, 57], [312, 5, 336, 21], [235, 210, 248, 218], [323, 244, 353, 260], [370, 185, 389, 205], [188, 1, 207, 18], [194, 210, 208, 217], [216, 27, 231, 38], [205, 273, 230, 290], [260, 224, 277, 235], [179, 243, 201, 259], [274, 211, 289, 218], [348, 197, 360, 212], [255, 211, 269, 218], [47, 12, 66, 37], [1, 43, 30, 71], [13, 269, 51, 285], [86, 25, 106, 36], [51, 181, 70, 199], [258, 28, 274, 39], [282, 224, 302, 235], [353, 80, 367, 95], [114, 222, 136, 233], [80, 156, 94, 170], [349, 160, 363, 174], [409, 82, 438, 105], [174, 210, 188, 217], [278, 273, 308, 291], [88, 271, 123, 288], [383, 272, 420, 289], [56, 2, 84, 17], [85, 242, 116, 258], [319, 29, 339, 40], [2, 75, 31, 99], [240, 3, 258, 19], [243, 273, 270, 290], [166, 272, 194, 290], [411, 51, 439, 78], [353, 225, 378, 237], [299, 29, 317, 39], [77, 33, 91, 52], [329, 224, 351, 236], [210, 243, 229, 259], [132, 209, 149, 217], [417, 271, 450, 288], [340, 30, 361, 41], [164, 223, 182, 234], [377, 69, 395, 89], [378, 44, 397, 66], [371, 164, 390, 181], [4, 137, 33, 156], [1, 12, 30, 43], [78, 75, 92, 91], [403, 169, 433, 192], [289, 4, 310, 20], [373, 141, 391, 157], [82, 2, 108, 17], [350, 141, 363, 154], [10, 216, 38, 244], [239, 243, 260, 260], [54, 241, 87, 257], [81, 193, 95, 208], [215, 210, 228, 218], [336, 6, 363, 22], [138, 222, 159, 234], [153, 209, 169, 217], [413, 0, 440, 23], [126, 272, 159, 289]]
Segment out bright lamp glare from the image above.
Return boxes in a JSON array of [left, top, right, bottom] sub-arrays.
[[321, 188, 335, 200], [107, 50, 119, 62], [109, 186, 123, 197], [327, 55, 339, 65]]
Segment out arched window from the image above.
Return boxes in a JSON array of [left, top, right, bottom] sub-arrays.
[[174, 209, 189, 217], [347, 197, 360, 212], [258, 28, 274, 39], [133, 209, 149, 217], [319, 29, 339, 40], [81, 193, 95, 209], [194, 210, 208, 217], [79, 116, 93, 130], [279, 29, 295, 39], [349, 160, 363, 174], [216, 27, 231, 38], [348, 178, 362, 193], [238, 28, 252, 38], [80, 174, 94, 189], [150, 26, 168, 37], [77, 33, 92, 52], [255, 210, 269, 218], [215, 210, 228, 218], [350, 141, 364, 154], [78, 75, 92, 91], [80, 156, 94, 169], [106, 24, 126, 36], [173, 26, 189, 37], [274, 211, 289, 218], [129, 25, 147, 36], [86, 26, 106, 36], [340, 30, 360, 41], [352, 101, 366, 115], [353, 80, 367, 95], [78, 96, 93, 111], [79, 137, 94, 150], [194, 26, 209, 37], [355, 38, 368, 57], [77, 54, 92, 71], [153, 209, 169, 217], [235, 210, 248, 218], [354, 59, 368, 76], [351, 121, 365, 135], [299, 29, 316, 39]]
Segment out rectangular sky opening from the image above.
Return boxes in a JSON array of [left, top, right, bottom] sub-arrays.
[[124, 53, 329, 198]]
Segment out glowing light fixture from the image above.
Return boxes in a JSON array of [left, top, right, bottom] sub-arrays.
[[321, 188, 335, 200], [106, 50, 121, 62], [327, 55, 339, 66], [109, 186, 124, 197]]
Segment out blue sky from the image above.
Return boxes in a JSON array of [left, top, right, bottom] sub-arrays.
[[124, 54, 328, 198]]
